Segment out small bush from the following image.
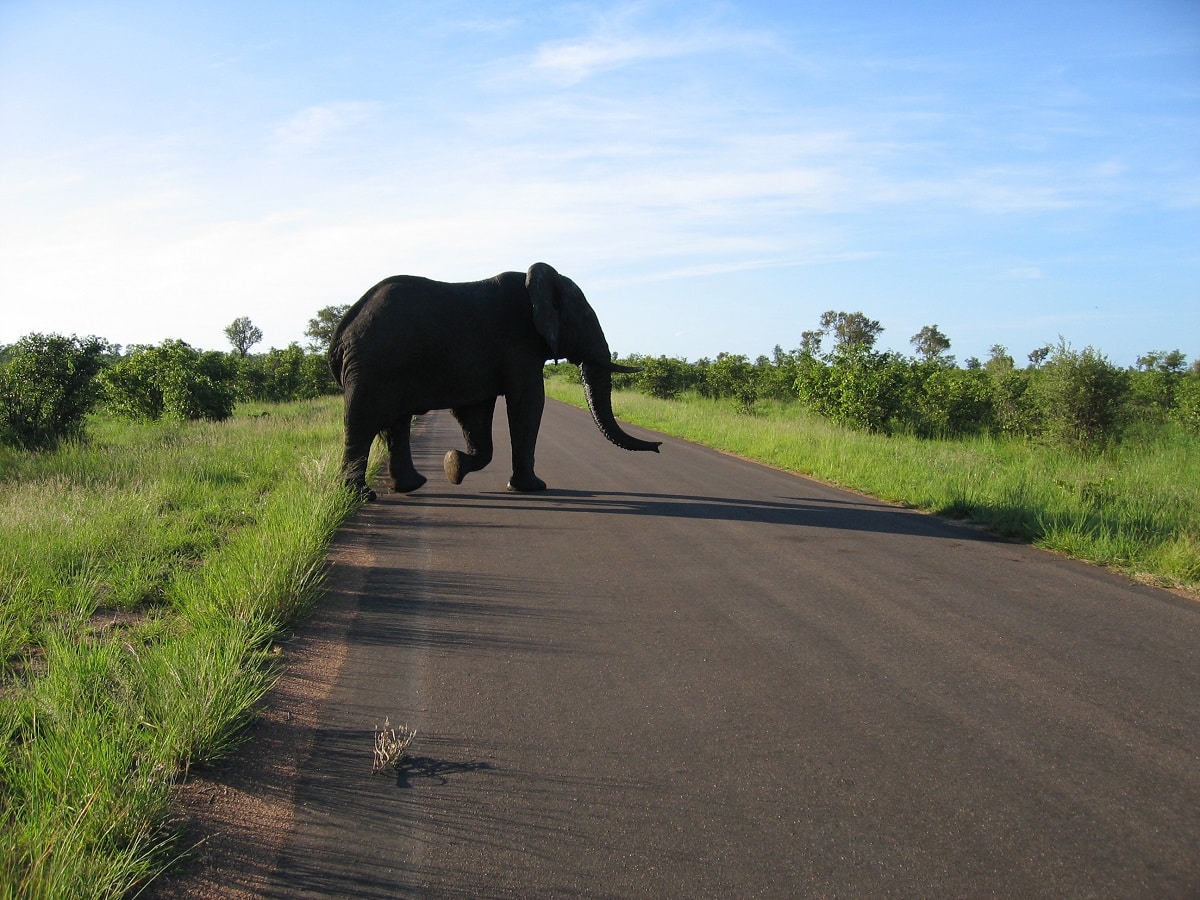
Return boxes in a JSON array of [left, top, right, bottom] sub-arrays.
[[236, 344, 339, 403], [635, 355, 695, 401], [908, 364, 995, 437], [0, 333, 110, 450], [1035, 341, 1130, 451], [101, 341, 237, 422], [1173, 373, 1200, 433], [795, 349, 910, 433], [705, 353, 760, 413]]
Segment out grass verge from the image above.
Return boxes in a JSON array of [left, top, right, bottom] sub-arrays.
[[0, 397, 360, 898], [548, 378, 1200, 594]]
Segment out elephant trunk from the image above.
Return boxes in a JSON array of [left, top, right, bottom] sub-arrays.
[[580, 362, 662, 453]]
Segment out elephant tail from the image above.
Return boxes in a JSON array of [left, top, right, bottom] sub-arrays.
[[328, 340, 346, 387], [328, 290, 373, 388]]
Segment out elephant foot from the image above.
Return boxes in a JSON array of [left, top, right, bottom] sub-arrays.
[[444, 449, 469, 485], [506, 473, 547, 493], [390, 471, 427, 494]]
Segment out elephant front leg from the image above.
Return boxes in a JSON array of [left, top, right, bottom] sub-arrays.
[[505, 388, 547, 492], [384, 418, 427, 493], [444, 400, 496, 485]]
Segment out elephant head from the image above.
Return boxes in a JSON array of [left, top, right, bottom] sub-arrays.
[[527, 262, 661, 454]]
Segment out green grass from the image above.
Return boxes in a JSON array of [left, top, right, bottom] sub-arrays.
[[5, 382, 1193, 895], [0, 397, 362, 898], [549, 378, 1200, 593]]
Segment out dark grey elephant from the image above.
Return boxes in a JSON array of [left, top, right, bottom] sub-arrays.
[[329, 262, 661, 499]]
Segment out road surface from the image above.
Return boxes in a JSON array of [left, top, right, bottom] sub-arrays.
[[169, 398, 1200, 898]]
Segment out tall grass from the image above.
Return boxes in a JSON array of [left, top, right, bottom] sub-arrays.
[[0, 397, 359, 898], [548, 379, 1200, 592]]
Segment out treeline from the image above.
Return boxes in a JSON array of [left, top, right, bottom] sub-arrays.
[[0, 308, 348, 451], [552, 311, 1200, 452], [7, 306, 1198, 455]]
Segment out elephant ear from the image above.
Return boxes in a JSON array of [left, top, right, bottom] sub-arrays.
[[527, 262, 561, 358]]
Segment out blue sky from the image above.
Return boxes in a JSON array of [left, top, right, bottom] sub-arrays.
[[2, 1, 1197, 367]]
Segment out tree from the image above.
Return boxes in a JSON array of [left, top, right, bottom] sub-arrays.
[[1137, 349, 1187, 373], [1027, 344, 1052, 369], [799, 329, 823, 358], [224, 317, 263, 357], [305, 304, 351, 353], [1134, 349, 1188, 413], [794, 310, 899, 431], [819, 310, 884, 355], [910, 324, 953, 365], [984, 344, 1014, 376], [0, 333, 111, 450]]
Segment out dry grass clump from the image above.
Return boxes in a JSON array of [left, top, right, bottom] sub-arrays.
[[372, 719, 417, 774]]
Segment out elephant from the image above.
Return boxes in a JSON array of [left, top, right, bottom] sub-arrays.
[[329, 262, 661, 499]]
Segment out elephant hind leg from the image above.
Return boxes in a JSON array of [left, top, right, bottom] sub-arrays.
[[445, 400, 496, 485], [384, 418, 427, 493], [340, 425, 377, 501]]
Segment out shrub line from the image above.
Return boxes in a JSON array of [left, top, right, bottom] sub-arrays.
[[547, 378, 1199, 596]]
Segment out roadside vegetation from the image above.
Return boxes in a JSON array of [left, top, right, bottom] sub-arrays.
[[0, 302, 1195, 895], [0, 309, 366, 897], [548, 311, 1199, 594], [0, 397, 360, 897]]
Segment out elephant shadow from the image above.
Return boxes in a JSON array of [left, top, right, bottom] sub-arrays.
[[420, 488, 1003, 542]]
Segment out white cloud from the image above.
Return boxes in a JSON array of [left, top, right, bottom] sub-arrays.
[[533, 34, 693, 84], [270, 102, 382, 153], [2, 3, 1194, 366], [528, 5, 775, 86]]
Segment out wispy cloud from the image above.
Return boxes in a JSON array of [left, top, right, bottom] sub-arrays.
[[270, 102, 381, 153], [529, 3, 775, 86], [1, 2, 1194, 365], [532, 34, 704, 84]]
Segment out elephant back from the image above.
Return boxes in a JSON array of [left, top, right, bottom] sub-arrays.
[[327, 278, 399, 386]]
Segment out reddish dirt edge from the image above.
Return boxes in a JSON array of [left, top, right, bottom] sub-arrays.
[[148, 527, 376, 898]]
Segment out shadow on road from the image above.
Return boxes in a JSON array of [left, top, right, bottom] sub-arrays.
[[393, 755, 494, 788], [398, 488, 1002, 542]]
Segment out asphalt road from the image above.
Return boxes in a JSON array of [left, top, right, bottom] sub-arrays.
[[263, 399, 1198, 897]]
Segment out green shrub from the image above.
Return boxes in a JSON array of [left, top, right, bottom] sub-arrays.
[[0, 333, 110, 450], [1035, 341, 1131, 451], [795, 349, 911, 433], [236, 344, 335, 403], [988, 368, 1040, 437], [704, 353, 760, 413], [755, 348, 801, 401], [1173, 373, 1200, 433], [543, 361, 582, 383], [101, 341, 237, 422], [908, 364, 995, 437], [635, 355, 695, 400]]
